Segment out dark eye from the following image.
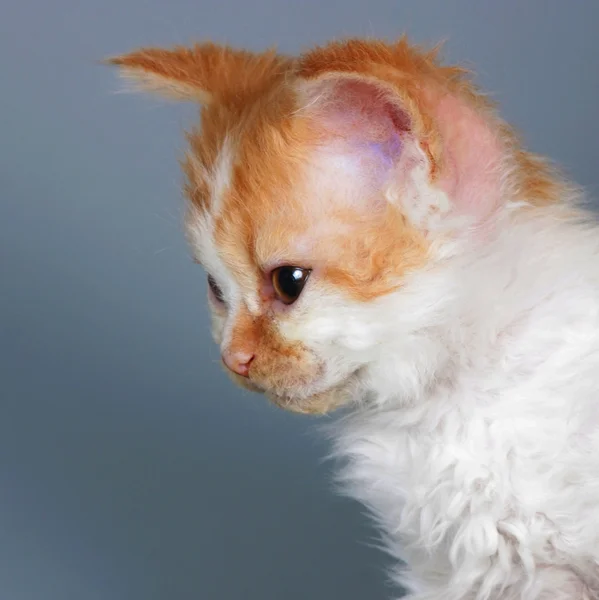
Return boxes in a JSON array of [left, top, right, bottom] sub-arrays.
[[207, 275, 225, 304], [271, 266, 311, 305]]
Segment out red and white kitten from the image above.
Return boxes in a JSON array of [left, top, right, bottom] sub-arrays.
[[109, 38, 599, 599]]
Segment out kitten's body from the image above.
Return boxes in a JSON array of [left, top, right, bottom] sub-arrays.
[[110, 38, 599, 599], [333, 207, 599, 599]]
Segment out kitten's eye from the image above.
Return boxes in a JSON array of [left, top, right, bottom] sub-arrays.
[[271, 266, 311, 305], [207, 275, 225, 304]]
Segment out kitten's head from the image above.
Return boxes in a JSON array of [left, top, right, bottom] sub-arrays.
[[108, 38, 559, 414]]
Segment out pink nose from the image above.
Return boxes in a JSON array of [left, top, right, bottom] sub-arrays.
[[222, 350, 254, 378]]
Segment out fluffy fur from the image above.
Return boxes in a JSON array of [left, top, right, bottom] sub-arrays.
[[109, 37, 599, 599]]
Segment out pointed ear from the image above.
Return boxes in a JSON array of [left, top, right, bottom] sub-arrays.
[[294, 73, 450, 226], [297, 74, 413, 141], [105, 43, 288, 105], [295, 69, 507, 232]]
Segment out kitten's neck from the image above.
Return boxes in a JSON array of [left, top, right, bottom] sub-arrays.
[[362, 204, 591, 408]]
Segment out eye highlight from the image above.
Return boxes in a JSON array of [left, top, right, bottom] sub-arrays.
[[207, 275, 225, 304], [271, 266, 311, 305]]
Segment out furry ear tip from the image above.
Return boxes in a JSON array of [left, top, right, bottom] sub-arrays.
[[101, 50, 157, 68], [101, 55, 129, 67]]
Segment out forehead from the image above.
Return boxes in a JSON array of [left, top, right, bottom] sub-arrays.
[[186, 103, 319, 268], [184, 101, 429, 300]]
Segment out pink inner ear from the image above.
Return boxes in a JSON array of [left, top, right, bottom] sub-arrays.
[[312, 78, 410, 161], [304, 77, 507, 227], [434, 93, 505, 222]]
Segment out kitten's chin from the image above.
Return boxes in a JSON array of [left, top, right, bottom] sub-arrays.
[[226, 371, 265, 394], [265, 375, 360, 416], [266, 390, 345, 415], [225, 365, 360, 415]]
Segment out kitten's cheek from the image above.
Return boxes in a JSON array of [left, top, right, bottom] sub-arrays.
[[276, 319, 315, 346], [209, 312, 226, 345]]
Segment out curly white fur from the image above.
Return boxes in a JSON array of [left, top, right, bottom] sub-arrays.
[[323, 202, 599, 599]]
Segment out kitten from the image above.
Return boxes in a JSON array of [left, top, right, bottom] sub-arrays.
[[108, 38, 599, 599]]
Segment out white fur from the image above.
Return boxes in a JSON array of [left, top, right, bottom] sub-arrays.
[[315, 203, 599, 599], [386, 141, 453, 231], [210, 135, 235, 215]]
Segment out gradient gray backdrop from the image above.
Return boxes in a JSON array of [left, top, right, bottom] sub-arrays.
[[2, 1, 598, 599]]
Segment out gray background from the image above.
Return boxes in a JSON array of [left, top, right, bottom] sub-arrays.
[[1, 1, 598, 599]]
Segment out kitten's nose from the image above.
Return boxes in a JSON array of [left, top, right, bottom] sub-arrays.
[[222, 350, 254, 378]]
